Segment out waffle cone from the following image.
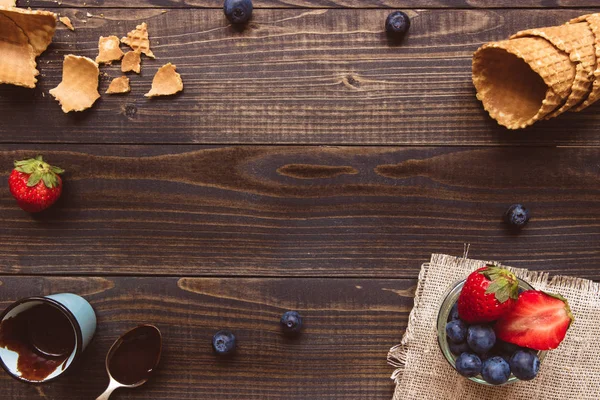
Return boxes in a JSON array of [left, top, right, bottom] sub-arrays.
[[0, 13, 37, 88], [512, 22, 596, 117], [568, 14, 600, 111], [472, 37, 575, 129], [49, 55, 100, 113], [0, 6, 56, 56]]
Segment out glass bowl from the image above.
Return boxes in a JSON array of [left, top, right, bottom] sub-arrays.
[[436, 277, 546, 386]]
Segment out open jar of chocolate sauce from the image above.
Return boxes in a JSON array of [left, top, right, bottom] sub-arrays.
[[0, 294, 96, 383]]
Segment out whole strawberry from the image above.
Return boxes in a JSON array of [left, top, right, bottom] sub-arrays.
[[8, 155, 64, 213], [457, 266, 519, 324]]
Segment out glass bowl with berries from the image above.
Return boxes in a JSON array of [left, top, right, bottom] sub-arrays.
[[437, 265, 573, 386]]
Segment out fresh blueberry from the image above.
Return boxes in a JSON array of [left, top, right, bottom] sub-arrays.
[[212, 330, 236, 355], [448, 303, 460, 321], [467, 325, 496, 354], [504, 204, 530, 228], [510, 350, 540, 381], [446, 320, 467, 343], [224, 0, 253, 25], [455, 353, 482, 378], [385, 11, 410, 38], [448, 341, 470, 356], [481, 356, 511, 385], [280, 311, 303, 335]]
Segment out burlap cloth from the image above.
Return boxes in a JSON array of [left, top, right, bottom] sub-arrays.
[[388, 253, 600, 400]]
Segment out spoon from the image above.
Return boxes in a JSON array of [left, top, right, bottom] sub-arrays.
[[96, 325, 162, 400]]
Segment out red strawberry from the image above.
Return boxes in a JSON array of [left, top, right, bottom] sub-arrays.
[[8, 155, 64, 213], [494, 290, 574, 351], [457, 266, 519, 323]]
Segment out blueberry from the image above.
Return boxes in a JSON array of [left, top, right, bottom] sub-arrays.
[[504, 204, 530, 228], [481, 356, 511, 385], [280, 311, 303, 335], [212, 330, 236, 355], [385, 11, 410, 38], [446, 320, 467, 343], [448, 303, 460, 321], [467, 325, 496, 354], [510, 350, 540, 381], [455, 353, 482, 378], [449, 341, 470, 356], [224, 0, 253, 24]]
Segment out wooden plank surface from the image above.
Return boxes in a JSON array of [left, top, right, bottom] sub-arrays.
[[0, 145, 598, 278], [2, 8, 600, 145], [21, 0, 600, 10], [0, 276, 410, 399]]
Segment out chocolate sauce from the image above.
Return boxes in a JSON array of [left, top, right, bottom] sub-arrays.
[[108, 326, 161, 385], [0, 303, 76, 381]]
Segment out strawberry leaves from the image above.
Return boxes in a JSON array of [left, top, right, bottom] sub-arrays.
[[13, 155, 63, 189], [481, 266, 519, 304]]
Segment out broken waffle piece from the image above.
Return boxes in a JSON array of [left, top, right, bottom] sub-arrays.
[[0, 13, 38, 88], [0, 7, 57, 56], [106, 76, 130, 94], [121, 22, 155, 58], [96, 35, 124, 64], [121, 50, 141, 73], [145, 63, 183, 97], [49, 55, 101, 113], [59, 16, 74, 31]]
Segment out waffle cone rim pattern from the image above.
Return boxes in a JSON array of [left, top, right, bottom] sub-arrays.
[[472, 39, 569, 129]]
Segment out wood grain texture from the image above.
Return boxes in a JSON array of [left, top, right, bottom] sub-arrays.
[[20, 0, 600, 9], [2, 9, 600, 145], [0, 276, 410, 399], [0, 145, 598, 278]]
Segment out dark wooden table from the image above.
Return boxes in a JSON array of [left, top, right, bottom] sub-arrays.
[[1, 1, 599, 399]]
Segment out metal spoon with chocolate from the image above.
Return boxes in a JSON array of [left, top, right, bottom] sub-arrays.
[[96, 325, 162, 400]]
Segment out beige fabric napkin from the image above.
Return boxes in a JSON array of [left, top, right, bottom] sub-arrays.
[[388, 254, 600, 400]]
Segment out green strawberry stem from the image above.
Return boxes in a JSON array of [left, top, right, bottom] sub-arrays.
[[14, 155, 64, 188], [481, 265, 519, 303]]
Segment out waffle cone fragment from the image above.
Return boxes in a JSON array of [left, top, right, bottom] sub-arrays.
[[121, 22, 155, 59], [0, 7, 56, 56], [0, 13, 38, 88], [0, 6, 56, 88], [50, 55, 100, 113], [512, 22, 596, 117], [568, 14, 600, 111], [96, 35, 124, 64], [106, 76, 130, 94], [121, 50, 141, 73], [145, 63, 183, 97], [59, 16, 75, 31], [473, 37, 575, 129]]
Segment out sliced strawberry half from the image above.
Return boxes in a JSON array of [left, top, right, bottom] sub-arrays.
[[494, 290, 574, 351]]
